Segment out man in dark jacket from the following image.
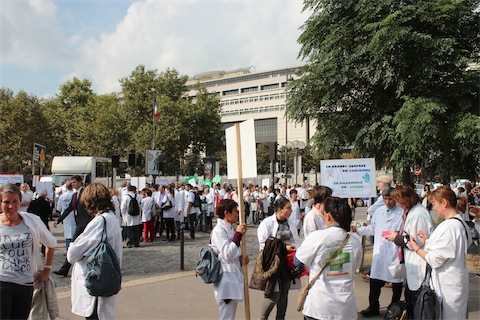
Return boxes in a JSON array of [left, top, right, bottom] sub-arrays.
[[27, 189, 52, 255], [27, 189, 51, 228], [53, 175, 92, 276]]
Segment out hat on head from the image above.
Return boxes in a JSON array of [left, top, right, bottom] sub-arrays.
[[376, 175, 392, 185]]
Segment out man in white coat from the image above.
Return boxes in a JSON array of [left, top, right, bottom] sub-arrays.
[[57, 182, 75, 250], [121, 185, 143, 248], [353, 187, 404, 317], [175, 183, 185, 239], [367, 175, 392, 220]]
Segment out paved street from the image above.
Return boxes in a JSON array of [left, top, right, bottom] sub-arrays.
[[51, 207, 480, 319]]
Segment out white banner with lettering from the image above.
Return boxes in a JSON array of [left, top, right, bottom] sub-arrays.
[[320, 158, 376, 198]]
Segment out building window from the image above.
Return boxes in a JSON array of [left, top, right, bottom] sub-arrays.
[[222, 119, 277, 144], [223, 89, 239, 96], [241, 86, 259, 93], [260, 83, 280, 91]]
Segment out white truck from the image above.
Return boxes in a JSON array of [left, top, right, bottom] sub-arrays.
[[50, 156, 113, 187]]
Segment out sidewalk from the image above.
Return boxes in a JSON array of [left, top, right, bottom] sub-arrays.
[[55, 266, 480, 320]]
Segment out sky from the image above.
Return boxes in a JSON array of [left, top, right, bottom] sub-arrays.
[[0, 0, 310, 99]]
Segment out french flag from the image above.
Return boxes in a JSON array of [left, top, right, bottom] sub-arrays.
[[154, 96, 159, 119]]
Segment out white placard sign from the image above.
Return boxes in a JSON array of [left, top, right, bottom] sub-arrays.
[[262, 178, 270, 189], [0, 175, 24, 187], [35, 181, 54, 200], [226, 119, 257, 179], [320, 158, 376, 198]]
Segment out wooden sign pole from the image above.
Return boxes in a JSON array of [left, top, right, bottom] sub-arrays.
[[235, 123, 250, 320]]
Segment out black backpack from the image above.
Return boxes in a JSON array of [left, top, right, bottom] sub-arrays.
[[85, 216, 122, 297], [384, 301, 407, 320], [128, 194, 140, 216], [192, 191, 201, 208]]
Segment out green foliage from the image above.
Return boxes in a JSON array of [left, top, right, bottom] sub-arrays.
[[0, 89, 50, 173], [290, 0, 480, 182], [1, 64, 223, 177]]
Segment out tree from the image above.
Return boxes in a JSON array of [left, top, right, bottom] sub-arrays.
[[121, 65, 223, 175], [0, 90, 50, 173], [289, 0, 480, 183]]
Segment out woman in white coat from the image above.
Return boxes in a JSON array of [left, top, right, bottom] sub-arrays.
[[210, 199, 248, 320], [295, 197, 362, 320], [162, 184, 176, 241], [384, 184, 434, 317], [408, 186, 471, 320], [257, 197, 301, 320], [67, 183, 122, 320]]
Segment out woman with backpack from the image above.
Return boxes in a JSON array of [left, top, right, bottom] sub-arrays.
[[67, 183, 122, 320], [210, 199, 248, 320]]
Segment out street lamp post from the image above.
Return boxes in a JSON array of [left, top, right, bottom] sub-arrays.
[[285, 73, 294, 185]]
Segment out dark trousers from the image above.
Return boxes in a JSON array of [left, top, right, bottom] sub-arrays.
[[260, 278, 291, 320], [188, 214, 196, 239], [127, 224, 140, 247], [155, 215, 166, 237], [58, 223, 87, 273], [369, 278, 403, 309], [405, 285, 421, 319], [86, 297, 99, 320], [0, 281, 34, 320], [164, 218, 175, 240]]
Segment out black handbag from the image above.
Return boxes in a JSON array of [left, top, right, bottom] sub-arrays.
[[413, 265, 442, 319], [85, 215, 122, 297], [162, 197, 173, 211]]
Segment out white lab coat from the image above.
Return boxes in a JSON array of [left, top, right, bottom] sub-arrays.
[[67, 211, 123, 320], [367, 195, 384, 220], [356, 205, 404, 282], [58, 190, 76, 239], [424, 215, 471, 320], [288, 200, 303, 230], [141, 196, 154, 222], [18, 212, 57, 273], [257, 214, 302, 251], [175, 189, 185, 222], [403, 203, 434, 291], [295, 227, 362, 320], [211, 219, 244, 302], [162, 193, 176, 219], [120, 192, 143, 226], [302, 206, 326, 238]]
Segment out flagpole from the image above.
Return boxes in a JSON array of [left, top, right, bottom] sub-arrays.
[[152, 90, 156, 149]]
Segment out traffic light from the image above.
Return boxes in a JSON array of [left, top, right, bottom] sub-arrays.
[[111, 156, 120, 168], [128, 153, 136, 167], [268, 142, 277, 161]]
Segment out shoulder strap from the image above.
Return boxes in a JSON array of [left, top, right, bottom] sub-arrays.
[[101, 215, 108, 242], [306, 234, 350, 289], [451, 217, 469, 240]]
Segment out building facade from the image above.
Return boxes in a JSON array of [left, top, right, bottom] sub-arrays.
[[186, 66, 315, 149]]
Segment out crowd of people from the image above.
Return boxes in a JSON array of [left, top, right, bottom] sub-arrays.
[[1, 175, 479, 319]]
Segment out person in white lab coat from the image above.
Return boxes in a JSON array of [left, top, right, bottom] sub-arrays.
[[352, 187, 404, 317], [408, 186, 471, 320], [67, 183, 122, 320], [120, 185, 143, 248], [384, 184, 434, 317], [295, 197, 362, 320], [210, 199, 248, 320], [257, 197, 302, 320], [57, 182, 75, 250], [367, 175, 392, 220], [302, 186, 332, 238]]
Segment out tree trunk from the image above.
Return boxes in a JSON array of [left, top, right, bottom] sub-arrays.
[[402, 167, 412, 186]]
